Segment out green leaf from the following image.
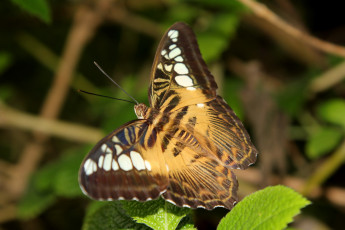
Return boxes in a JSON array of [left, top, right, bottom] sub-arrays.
[[17, 146, 89, 219], [306, 127, 343, 159], [223, 77, 244, 120], [197, 14, 239, 63], [17, 185, 56, 219], [275, 76, 310, 117], [10, 0, 51, 23], [122, 198, 193, 230], [82, 201, 145, 230], [217, 185, 311, 230], [317, 99, 345, 129], [53, 151, 86, 197]]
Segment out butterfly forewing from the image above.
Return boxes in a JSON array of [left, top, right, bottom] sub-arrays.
[[149, 23, 217, 111], [79, 22, 258, 210]]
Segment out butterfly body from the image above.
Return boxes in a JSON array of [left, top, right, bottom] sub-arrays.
[[79, 22, 258, 210]]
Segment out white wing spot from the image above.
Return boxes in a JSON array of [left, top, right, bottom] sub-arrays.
[[166, 199, 177, 205], [101, 144, 107, 152], [168, 30, 178, 39], [107, 198, 113, 201], [92, 160, 98, 174], [197, 103, 205, 108], [172, 38, 177, 42], [103, 153, 112, 171], [101, 144, 112, 154], [174, 56, 183, 62], [161, 49, 167, 56], [164, 64, 173, 72], [169, 44, 177, 50], [157, 63, 163, 70], [118, 154, 133, 171], [112, 159, 119, 171], [174, 63, 189, 74], [84, 159, 93, 175], [118, 196, 125, 200], [166, 164, 169, 172], [164, 54, 169, 60], [187, 87, 196, 91], [169, 48, 181, 59], [144, 160, 152, 171], [146, 197, 152, 201], [114, 144, 123, 155], [175, 75, 193, 87], [130, 151, 146, 171], [183, 204, 191, 208], [98, 155, 104, 168], [112, 136, 120, 143]]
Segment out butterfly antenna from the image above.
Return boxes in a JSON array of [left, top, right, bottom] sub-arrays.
[[78, 90, 136, 104], [93, 61, 139, 105]]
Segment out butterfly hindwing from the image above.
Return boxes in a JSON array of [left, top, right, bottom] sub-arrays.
[[79, 120, 169, 201], [154, 99, 256, 209]]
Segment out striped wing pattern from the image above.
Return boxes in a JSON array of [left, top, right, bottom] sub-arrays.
[[79, 22, 258, 210]]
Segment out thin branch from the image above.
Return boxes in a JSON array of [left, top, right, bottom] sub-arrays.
[[237, 0, 345, 57], [0, 102, 104, 143], [309, 60, 345, 93], [108, 6, 163, 39]]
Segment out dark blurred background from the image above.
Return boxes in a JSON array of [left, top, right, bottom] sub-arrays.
[[1, 0, 345, 229]]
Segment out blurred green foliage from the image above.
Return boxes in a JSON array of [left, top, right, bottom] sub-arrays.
[[1, 0, 345, 229], [10, 0, 51, 23]]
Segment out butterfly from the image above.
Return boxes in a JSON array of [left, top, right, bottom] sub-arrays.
[[79, 22, 258, 210]]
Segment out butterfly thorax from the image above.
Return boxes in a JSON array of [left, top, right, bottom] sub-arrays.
[[134, 103, 149, 119]]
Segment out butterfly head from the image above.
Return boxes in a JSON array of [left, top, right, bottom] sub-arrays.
[[134, 103, 149, 119]]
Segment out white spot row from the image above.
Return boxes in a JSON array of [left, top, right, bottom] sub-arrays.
[[88, 150, 152, 174]]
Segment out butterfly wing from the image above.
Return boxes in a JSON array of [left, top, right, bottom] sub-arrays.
[[155, 100, 256, 210], [149, 22, 217, 111], [147, 22, 258, 209], [79, 120, 169, 201]]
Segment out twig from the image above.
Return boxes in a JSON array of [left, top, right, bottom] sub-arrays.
[[237, 0, 345, 57], [309, 60, 345, 93], [108, 6, 163, 39], [0, 102, 104, 143]]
